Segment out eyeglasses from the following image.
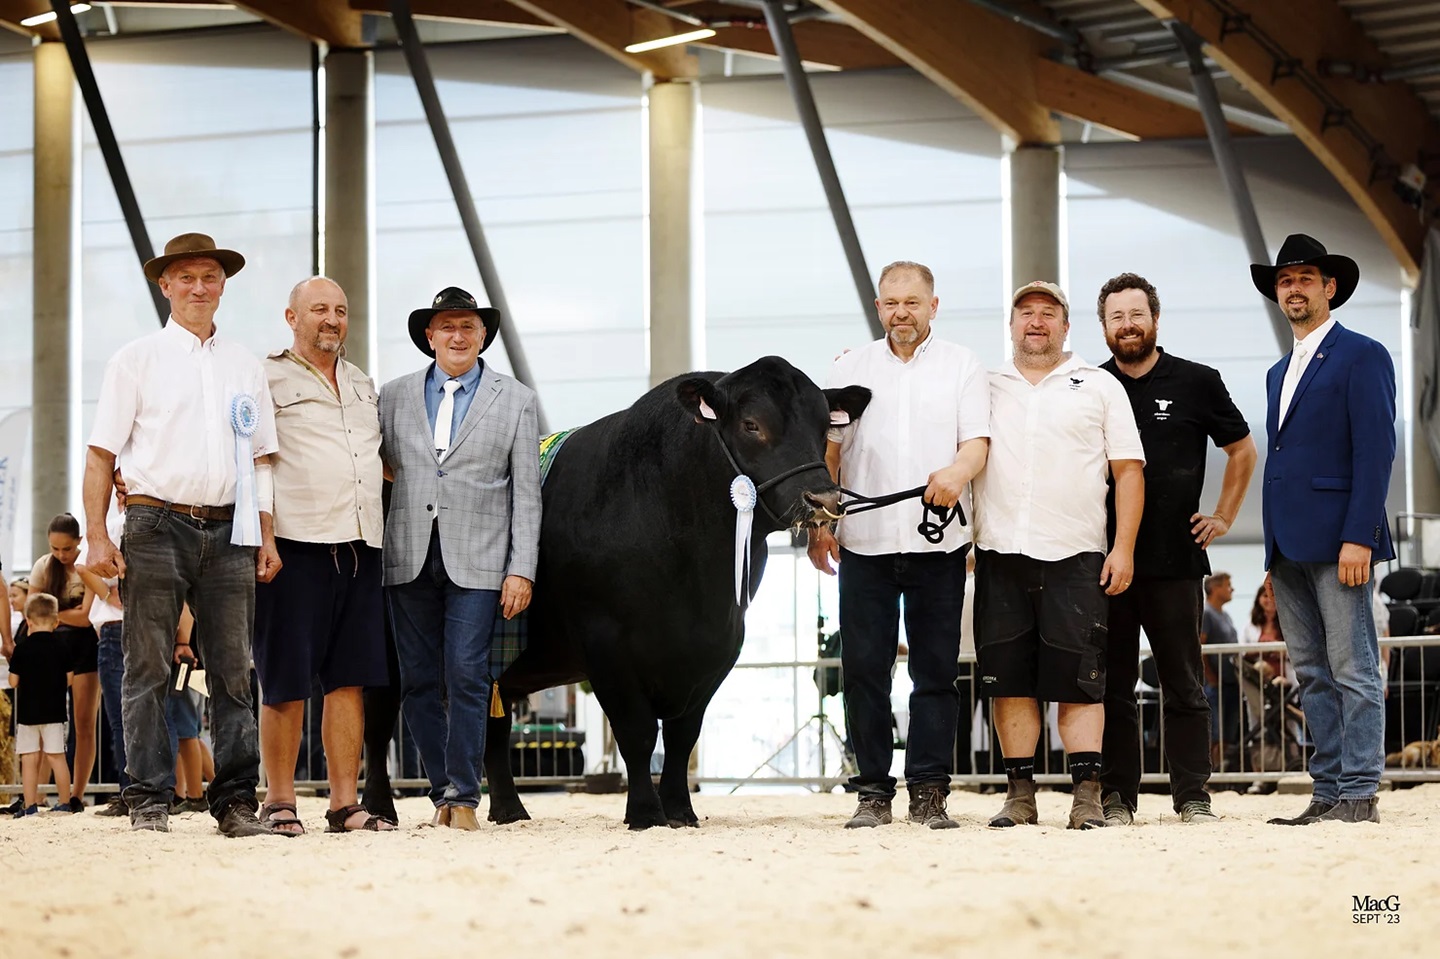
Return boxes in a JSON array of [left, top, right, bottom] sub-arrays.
[[1104, 310, 1152, 327]]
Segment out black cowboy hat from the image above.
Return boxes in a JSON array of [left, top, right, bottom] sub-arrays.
[[407, 286, 501, 357], [1249, 233, 1360, 310]]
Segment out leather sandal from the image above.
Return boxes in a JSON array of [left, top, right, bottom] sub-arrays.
[[325, 803, 394, 832], [259, 801, 304, 837]]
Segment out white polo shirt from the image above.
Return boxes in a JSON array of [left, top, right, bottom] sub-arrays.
[[974, 353, 1145, 561], [827, 333, 991, 555], [90, 318, 278, 507]]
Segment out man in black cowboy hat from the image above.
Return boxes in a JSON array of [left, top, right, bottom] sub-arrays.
[[378, 286, 540, 831], [1252, 234, 1396, 825]]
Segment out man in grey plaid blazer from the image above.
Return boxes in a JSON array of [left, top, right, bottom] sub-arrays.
[[379, 286, 541, 831]]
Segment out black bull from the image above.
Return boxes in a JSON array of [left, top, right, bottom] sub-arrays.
[[362, 356, 871, 829]]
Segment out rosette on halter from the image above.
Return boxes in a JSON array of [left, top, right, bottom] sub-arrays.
[[229, 393, 262, 547], [730, 475, 757, 607]]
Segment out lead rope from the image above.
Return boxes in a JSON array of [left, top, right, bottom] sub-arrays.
[[832, 485, 966, 545]]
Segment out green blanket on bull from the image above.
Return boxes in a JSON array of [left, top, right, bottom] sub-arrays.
[[488, 429, 573, 694]]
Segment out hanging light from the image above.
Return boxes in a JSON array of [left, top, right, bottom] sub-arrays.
[[21, 4, 93, 27], [624, 28, 717, 54]]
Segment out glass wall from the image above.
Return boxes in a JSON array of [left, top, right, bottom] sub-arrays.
[[0, 42, 33, 569], [373, 36, 645, 431]]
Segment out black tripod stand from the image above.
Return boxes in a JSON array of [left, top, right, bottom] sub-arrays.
[[733, 612, 857, 792]]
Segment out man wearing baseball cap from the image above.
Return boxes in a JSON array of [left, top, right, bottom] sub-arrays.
[[378, 286, 541, 830], [972, 280, 1146, 830]]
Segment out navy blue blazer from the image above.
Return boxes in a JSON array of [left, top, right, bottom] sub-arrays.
[[1262, 321, 1396, 568]]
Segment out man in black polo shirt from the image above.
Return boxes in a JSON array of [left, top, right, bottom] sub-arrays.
[[1096, 273, 1257, 824]]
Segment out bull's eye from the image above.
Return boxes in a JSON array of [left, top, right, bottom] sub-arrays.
[[742, 419, 761, 434]]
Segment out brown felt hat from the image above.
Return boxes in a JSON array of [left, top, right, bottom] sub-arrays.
[[143, 233, 246, 285]]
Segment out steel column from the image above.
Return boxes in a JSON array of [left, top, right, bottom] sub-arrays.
[[1172, 22, 1289, 351], [760, 0, 881, 339], [389, 0, 549, 432], [50, 0, 168, 325]]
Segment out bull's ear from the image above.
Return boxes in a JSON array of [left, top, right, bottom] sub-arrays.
[[825, 386, 871, 426], [677, 377, 726, 424]]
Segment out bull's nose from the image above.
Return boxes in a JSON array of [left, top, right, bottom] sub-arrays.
[[803, 489, 843, 519]]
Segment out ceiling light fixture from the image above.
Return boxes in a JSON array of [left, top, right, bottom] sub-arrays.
[[21, 3, 92, 27], [625, 28, 716, 54]]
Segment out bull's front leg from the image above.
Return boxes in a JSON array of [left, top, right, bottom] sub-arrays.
[[361, 685, 401, 824], [484, 710, 531, 824], [658, 708, 705, 827]]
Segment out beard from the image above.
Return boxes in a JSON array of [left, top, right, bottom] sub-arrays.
[[313, 329, 343, 353], [1283, 296, 1316, 324], [1105, 325, 1157, 363], [888, 324, 921, 347]]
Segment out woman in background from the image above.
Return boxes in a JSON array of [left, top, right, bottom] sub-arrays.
[[31, 514, 99, 812]]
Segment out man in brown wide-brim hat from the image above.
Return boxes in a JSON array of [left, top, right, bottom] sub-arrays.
[[82, 232, 281, 838]]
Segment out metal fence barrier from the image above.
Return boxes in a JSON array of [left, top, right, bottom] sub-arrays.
[[5, 636, 1436, 803]]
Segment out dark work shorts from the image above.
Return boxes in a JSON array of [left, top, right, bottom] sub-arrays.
[[974, 549, 1109, 704], [253, 538, 387, 706], [59, 625, 99, 675]]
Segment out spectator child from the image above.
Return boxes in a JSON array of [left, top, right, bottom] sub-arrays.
[[8, 593, 75, 817]]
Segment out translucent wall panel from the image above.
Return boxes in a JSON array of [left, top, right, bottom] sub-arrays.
[[374, 37, 644, 430], [0, 47, 34, 568], [702, 69, 1006, 384], [80, 28, 314, 448]]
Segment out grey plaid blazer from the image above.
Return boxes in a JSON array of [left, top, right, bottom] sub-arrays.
[[379, 363, 541, 590]]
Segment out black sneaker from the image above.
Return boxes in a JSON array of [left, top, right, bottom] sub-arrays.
[[217, 802, 275, 838], [130, 803, 170, 833], [844, 796, 893, 829], [94, 797, 129, 818], [907, 784, 960, 830]]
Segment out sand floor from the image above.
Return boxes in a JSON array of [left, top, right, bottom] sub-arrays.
[[1, 785, 1436, 959]]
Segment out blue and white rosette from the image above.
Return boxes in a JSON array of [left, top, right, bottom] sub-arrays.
[[730, 475, 757, 607], [229, 393, 262, 547]]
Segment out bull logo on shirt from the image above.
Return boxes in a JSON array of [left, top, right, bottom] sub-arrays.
[[1155, 398, 1174, 421], [1068, 377, 1084, 390]]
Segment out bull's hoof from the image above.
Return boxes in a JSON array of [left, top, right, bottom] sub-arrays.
[[624, 808, 668, 831], [362, 792, 399, 825], [667, 817, 700, 829], [487, 805, 532, 825]]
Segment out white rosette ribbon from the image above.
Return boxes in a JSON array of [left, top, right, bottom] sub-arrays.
[[730, 475, 757, 607], [229, 393, 262, 547]]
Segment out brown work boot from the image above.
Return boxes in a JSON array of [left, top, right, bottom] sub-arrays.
[[422, 804, 451, 828], [987, 778, 1038, 828], [448, 806, 481, 831], [843, 796, 893, 829], [907, 783, 960, 830], [1068, 781, 1107, 830]]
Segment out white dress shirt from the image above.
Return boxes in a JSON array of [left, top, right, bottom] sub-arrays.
[[1277, 317, 1335, 425], [828, 333, 991, 555], [975, 354, 1145, 561], [90, 318, 278, 507]]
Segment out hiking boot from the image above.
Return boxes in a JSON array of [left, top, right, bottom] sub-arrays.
[[130, 803, 170, 833], [1102, 791, 1133, 826], [1267, 798, 1336, 826], [1067, 781, 1107, 830], [907, 783, 960, 830], [1313, 798, 1379, 824], [988, 779, 1038, 828], [217, 802, 275, 838], [94, 797, 129, 817], [1179, 800, 1220, 824], [843, 796, 893, 829]]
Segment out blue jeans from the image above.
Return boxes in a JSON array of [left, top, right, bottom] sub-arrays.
[[837, 547, 966, 799], [1269, 553, 1384, 801], [97, 622, 129, 791], [386, 529, 499, 809], [120, 506, 260, 816]]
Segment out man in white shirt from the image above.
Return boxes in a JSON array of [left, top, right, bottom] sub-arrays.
[[253, 277, 392, 835], [807, 260, 990, 831], [82, 233, 281, 837], [973, 281, 1145, 830]]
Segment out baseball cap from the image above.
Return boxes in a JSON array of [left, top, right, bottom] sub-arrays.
[[1011, 280, 1069, 315]]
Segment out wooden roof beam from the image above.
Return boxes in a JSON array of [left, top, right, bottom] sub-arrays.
[[0, 0, 61, 40], [232, 0, 364, 47], [504, 0, 697, 78], [1134, 0, 1440, 280]]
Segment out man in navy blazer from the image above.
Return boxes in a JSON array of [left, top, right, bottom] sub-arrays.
[[1253, 234, 1395, 825]]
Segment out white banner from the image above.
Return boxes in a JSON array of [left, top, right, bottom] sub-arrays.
[[0, 408, 30, 571]]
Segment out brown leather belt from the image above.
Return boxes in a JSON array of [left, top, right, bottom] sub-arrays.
[[126, 494, 234, 522]]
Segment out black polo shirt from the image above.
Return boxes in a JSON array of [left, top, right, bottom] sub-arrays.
[[1103, 349, 1250, 579]]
